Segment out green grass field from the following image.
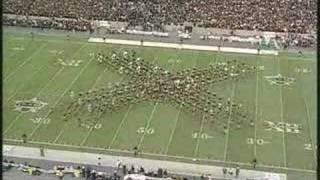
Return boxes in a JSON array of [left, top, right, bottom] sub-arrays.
[[3, 29, 317, 179]]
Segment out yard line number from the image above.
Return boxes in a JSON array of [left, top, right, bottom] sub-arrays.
[[247, 138, 271, 145], [30, 118, 51, 124], [192, 132, 214, 139], [81, 123, 102, 129], [136, 127, 155, 134], [304, 144, 315, 151]]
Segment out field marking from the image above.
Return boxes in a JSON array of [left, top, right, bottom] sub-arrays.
[[6, 36, 315, 61], [3, 38, 27, 60], [79, 47, 131, 146], [164, 106, 182, 154], [223, 82, 236, 161], [193, 115, 206, 157], [88, 54, 159, 148], [169, 55, 199, 157], [107, 57, 159, 149], [5, 64, 49, 104], [4, 138, 316, 174], [48, 43, 132, 143], [4, 42, 48, 82], [49, 56, 96, 143], [137, 102, 159, 148], [3, 67, 65, 135], [4, 91, 73, 98], [254, 60, 259, 157], [28, 44, 88, 137], [277, 57, 287, 168], [301, 86, 317, 164], [79, 67, 115, 146], [107, 105, 133, 149], [2, 42, 86, 135]]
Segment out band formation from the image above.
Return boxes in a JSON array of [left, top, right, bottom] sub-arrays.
[[63, 51, 257, 133]]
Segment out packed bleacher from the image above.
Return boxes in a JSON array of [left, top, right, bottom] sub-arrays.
[[3, 0, 316, 48], [4, 0, 316, 34], [3, 15, 92, 32]]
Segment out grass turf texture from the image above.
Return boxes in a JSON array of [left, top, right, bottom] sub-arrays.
[[3, 30, 317, 179]]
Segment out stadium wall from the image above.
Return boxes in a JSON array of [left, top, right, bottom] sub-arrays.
[[88, 37, 278, 55]]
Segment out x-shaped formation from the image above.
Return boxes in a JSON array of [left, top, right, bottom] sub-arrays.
[[64, 50, 257, 133]]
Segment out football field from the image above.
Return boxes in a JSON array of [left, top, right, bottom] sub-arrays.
[[3, 30, 317, 179]]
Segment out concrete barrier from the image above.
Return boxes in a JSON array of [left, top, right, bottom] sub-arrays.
[[88, 37, 278, 56]]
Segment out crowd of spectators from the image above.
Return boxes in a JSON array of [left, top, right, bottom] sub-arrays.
[[3, 0, 316, 34], [281, 33, 316, 48], [3, 159, 174, 180], [3, 15, 92, 32]]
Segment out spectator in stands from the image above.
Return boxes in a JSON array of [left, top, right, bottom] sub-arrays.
[[81, 166, 86, 178], [86, 166, 91, 179], [122, 164, 127, 175], [163, 169, 168, 177], [116, 159, 122, 170], [3, 0, 316, 48], [3, 0, 316, 34], [130, 165, 135, 173]]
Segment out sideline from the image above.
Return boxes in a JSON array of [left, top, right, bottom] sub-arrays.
[[4, 139, 316, 174], [3, 144, 287, 180], [88, 38, 279, 56]]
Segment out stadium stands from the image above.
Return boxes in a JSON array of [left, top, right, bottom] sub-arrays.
[[3, 0, 316, 34]]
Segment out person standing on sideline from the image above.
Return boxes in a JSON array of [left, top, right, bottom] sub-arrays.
[[30, 32, 34, 40], [97, 154, 101, 166], [40, 145, 45, 157], [133, 146, 138, 156], [22, 134, 27, 143], [252, 158, 257, 168], [116, 159, 122, 170], [235, 166, 240, 178], [222, 167, 227, 177]]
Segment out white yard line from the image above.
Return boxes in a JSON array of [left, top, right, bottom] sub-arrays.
[[223, 82, 236, 161], [193, 115, 206, 157], [4, 40, 85, 109], [49, 56, 95, 143], [280, 87, 287, 167], [5, 64, 49, 104], [277, 58, 287, 168], [4, 43, 48, 82], [4, 67, 65, 135], [136, 57, 178, 150], [80, 74, 127, 146], [294, 67, 317, 164], [3, 139, 316, 174], [107, 105, 133, 149], [108, 58, 159, 149], [79, 67, 116, 146], [137, 102, 159, 148], [4, 41, 26, 61], [301, 91, 317, 164], [164, 106, 182, 154], [188, 60, 205, 157], [28, 44, 88, 137], [3, 47, 74, 135], [254, 60, 259, 157]]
